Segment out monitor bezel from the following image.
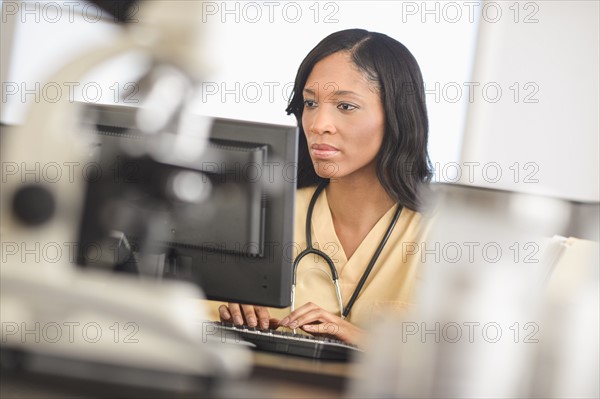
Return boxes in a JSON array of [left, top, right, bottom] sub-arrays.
[[76, 103, 298, 308]]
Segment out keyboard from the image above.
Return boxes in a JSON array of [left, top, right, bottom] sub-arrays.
[[205, 321, 362, 361]]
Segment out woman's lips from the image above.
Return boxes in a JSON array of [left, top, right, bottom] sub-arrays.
[[311, 143, 340, 159]]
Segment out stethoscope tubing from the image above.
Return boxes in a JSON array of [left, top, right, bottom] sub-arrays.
[[290, 181, 402, 321]]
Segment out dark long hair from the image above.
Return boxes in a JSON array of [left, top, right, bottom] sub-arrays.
[[286, 29, 432, 212]]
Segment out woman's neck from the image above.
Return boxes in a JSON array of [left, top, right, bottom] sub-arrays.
[[327, 178, 395, 223], [325, 172, 396, 259]]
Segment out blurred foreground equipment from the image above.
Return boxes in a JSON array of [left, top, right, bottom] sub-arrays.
[[1, 1, 251, 394], [351, 184, 599, 398]]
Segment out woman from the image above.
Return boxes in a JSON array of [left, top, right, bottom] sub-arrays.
[[219, 29, 432, 346]]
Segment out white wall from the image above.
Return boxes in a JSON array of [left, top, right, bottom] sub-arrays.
[[1, 0, 480, 175], [460, 0, 599, 202], [6, 1, 597, 201]]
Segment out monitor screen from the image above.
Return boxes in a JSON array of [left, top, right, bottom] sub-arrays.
[[76, 103, 298, 307]]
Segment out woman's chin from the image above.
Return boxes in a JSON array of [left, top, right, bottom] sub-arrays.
[[313, 161, 342, 179]]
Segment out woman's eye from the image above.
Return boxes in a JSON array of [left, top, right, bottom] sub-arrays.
[[337, 103, 357, 111], [303, 100, 317, 108]]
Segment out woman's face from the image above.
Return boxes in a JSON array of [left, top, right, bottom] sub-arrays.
[[302, 51, 385, 182]]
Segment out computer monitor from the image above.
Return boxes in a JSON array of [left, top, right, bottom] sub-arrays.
[[76, 103, 298, 308]]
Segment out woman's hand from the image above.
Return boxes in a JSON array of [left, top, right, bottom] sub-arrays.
[[278, 302, 366, 346], [218, 303, 278, 330]]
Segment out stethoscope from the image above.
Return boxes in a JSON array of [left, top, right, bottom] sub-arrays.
[[290, 181, 403, 320]]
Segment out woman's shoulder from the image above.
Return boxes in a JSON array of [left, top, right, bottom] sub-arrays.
[[397, 206, 435, 243], [292, 186, 319, 244]]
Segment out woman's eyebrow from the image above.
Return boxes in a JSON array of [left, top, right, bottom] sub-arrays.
[[303, 88, 363, 98]]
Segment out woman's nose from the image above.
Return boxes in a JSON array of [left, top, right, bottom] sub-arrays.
[[308, 107, 336, 135]]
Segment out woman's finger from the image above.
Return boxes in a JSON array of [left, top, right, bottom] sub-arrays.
[[301, 322, 341, 336], [254, 306, 271, 330], [288, 308, 332, 329], [218, 304, 231, 321], [227, 303, 245, 325], [241, 304, 259, 327], [279, 302, 319, 326], [269, 318, 281, 329]]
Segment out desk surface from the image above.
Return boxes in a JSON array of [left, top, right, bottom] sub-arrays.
[[1, 350, 360, 399], [251, 351, 360, 394], [223, 353, 355, 398]]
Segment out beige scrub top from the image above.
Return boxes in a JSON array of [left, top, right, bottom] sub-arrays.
[[202, 185, 428, 329], [268, 185, 427, 328]]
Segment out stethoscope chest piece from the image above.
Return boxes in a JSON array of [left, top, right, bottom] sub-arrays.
[[290, 181, 403, 321]]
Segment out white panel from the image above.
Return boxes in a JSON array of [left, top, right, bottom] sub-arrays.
[[2, 1, 480, 169], [199, 0, 480, 169], [2, 1, 125, 124], [461, 0, 599, 202]]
